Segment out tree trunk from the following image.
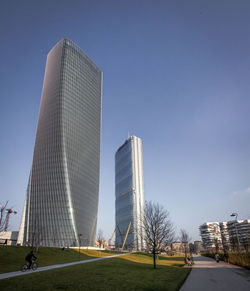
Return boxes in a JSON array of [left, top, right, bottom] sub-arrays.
[[153, 250, 156, 269]]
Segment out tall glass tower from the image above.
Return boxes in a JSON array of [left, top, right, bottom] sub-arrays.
[[18, 39, 102, 247], [115, 136, 145, 250]]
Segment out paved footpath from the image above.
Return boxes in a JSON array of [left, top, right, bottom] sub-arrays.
[[180, 255, 250, 291], [0, 252, 131, 280]]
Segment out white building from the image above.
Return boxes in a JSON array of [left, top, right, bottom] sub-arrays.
[[227, 219, 250, 251], [219, 222, 230, 251], [199, 222, 222, 250], [200, 220, 250, 252], [115, 136, 145, 250], [0, 231, 19, 245]]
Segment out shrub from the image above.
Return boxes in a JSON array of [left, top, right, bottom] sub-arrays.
[[201, 252, 215, 259], [229, 253, 250, 269], [201, 252, 250, 269]]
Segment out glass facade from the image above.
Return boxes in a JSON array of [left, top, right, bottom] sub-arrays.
[[115, 136, 145, 250], [18, 39, 102, 247]]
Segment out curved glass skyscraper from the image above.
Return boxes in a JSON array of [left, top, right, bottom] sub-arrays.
[[18, 39, 102, 247], [115, 136, 145, 250]]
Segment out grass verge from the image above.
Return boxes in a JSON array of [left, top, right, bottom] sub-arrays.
[[0, 246, 96, 273], [0, 253, 190, 291], [120, 252, 185, 267]]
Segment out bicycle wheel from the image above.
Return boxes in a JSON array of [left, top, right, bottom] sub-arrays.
[[21, 264, 28, 272], [32, 262, 37, 271]]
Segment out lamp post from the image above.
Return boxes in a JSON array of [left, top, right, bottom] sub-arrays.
[[78, 233, 82, 261], [231, 213, 240, 252]]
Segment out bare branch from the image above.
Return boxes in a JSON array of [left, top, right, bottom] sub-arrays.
[[96, 229, 105, 248], [140, 201, 175, 268], [180, 229, 191, 243], [179, 229, 192, 259]]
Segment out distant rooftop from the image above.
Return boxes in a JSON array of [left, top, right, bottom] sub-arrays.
[[48, 38, 101, 73], [116, 135, 140, 153]]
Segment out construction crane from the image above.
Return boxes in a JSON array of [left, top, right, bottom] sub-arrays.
[[107, 225, 124, 249], [4, 208, 17, 231], [122, 222, 131, 250], [107, 228, 116, 249], [107, 222, 132, 251], [0, 201, 17, 231]]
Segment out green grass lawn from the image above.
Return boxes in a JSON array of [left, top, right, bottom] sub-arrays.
[[120, 253, 185, 267], [0, 246, 94, 273], [0, 253, 190, 291]]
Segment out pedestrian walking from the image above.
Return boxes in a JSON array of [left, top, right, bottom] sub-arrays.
[[191, 255, 194, 265], [224, 252, 229, 263], [215, 253, 219, 263]]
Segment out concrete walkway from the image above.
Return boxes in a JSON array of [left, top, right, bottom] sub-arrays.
[[180, 255, 250, 291], [0, 252, 131, 280]]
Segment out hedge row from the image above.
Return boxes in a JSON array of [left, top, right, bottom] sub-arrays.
[[228, 253, 250, 269], [202, 252, 250, 269]]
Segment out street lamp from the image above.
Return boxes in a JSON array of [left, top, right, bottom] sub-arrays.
[[78, 233, 82, 261], [231, 213, 240, 252]]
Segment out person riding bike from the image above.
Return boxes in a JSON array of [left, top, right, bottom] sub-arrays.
[[25, 250, 37, 269]]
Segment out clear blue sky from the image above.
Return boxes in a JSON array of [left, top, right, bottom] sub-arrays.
[[1, 0, 250, 241]]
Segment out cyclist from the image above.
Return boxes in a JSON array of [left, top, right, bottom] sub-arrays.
[[25, 250, 37, 269]]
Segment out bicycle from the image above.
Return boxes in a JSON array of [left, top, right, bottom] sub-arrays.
[[21, 259, 38, 272]]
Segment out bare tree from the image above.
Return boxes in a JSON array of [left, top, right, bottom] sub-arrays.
[[96, 229, 105, 248], [142, 201, 175, 269], [180, 229, 191, 260]]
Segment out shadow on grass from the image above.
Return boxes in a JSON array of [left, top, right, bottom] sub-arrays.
[[0, 246, 94, 274], [159, 256, 185, 261], [0, 256, 191, 291], [133, 251, 185, 261], [117, 254, 185, 269]]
